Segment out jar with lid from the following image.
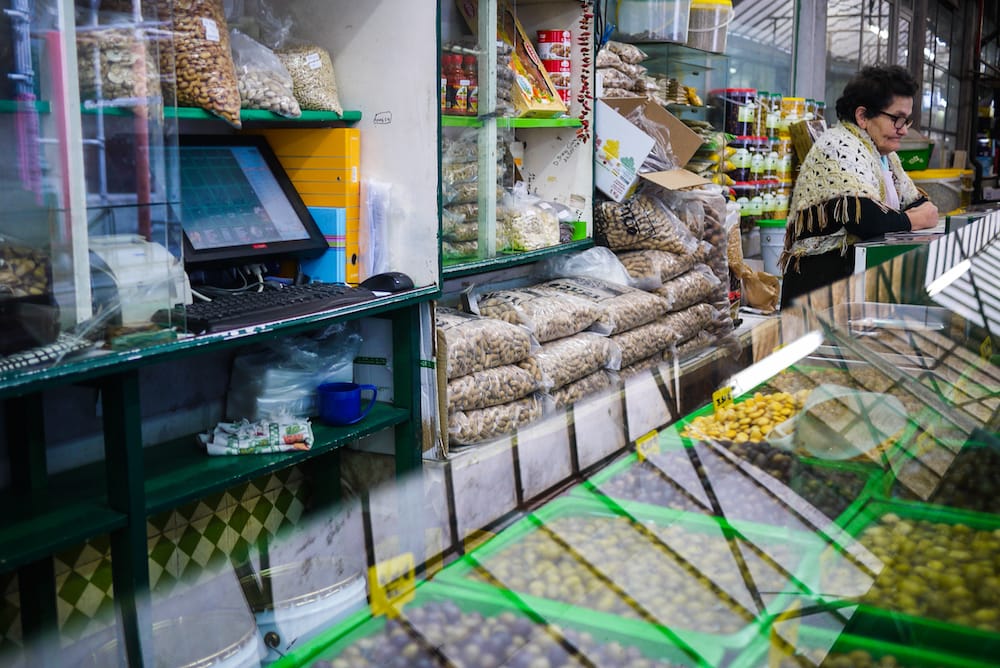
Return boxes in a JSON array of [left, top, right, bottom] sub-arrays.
[[748, 183, 765, 224], [729, 136, 752, 181], [766, 93, 782, 138], [815, 100, 826, 121], [755, 92, 770, 137], [748, 137, 767, 180], [760, 181, 778, 218], [733, 181, 754, 231]]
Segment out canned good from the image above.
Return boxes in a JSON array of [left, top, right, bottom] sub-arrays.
[[537, 29, 572, 60], [542, 59, 572, 102]]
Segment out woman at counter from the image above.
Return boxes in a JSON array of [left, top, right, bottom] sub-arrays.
[[779, 65, 940, 307]]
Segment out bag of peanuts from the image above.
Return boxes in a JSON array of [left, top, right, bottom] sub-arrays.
[[612, 303, 719, 367], [276, 44, 344, 114], [594, 194, 700, 255], [470, 287, 601, 343], [537, 276, 670, 335], [448, 395, 543, 446], [229, 28, 301, 118], [155, 0, 242, 127], [435, 307, 534, 379], [522, 332, 621, 391], [653, 264, 725, 312], [446, 358, 543, 412], [550, 369, 617, 409], [617, 249, 695, 286]]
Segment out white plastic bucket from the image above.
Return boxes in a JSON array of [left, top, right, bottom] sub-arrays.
[[615, 0, 692, 42], [758, 218, 787, 276], [686, 0, 733, 53]]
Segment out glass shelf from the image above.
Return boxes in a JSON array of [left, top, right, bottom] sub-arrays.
[[443, 239, 594, 279]]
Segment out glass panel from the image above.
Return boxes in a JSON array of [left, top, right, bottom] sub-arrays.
[[725, 0, 793, 94], [897, 17, 910, 66]]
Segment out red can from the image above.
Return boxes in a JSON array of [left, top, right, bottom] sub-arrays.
[[536, 29, 571, 60], [542, 58, 572, 92]]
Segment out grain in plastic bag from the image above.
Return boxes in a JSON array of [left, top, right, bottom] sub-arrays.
[[446, 359, 543, 412], [230, 28, 301, 117], [277, 44, 343, 114], [617, 249, 695, 285], [550, 369, 617, 409], [594, 194, 700, 255], [76, 17, 161, 114], [522, 332, 621, 391], [156, 0, 242, 127], [653, 264, 725, 312], [470, 287, 600, 343], [538, 276, 670, 335], [619, 352, 664, 378], [612, 303, 719, 367], [448, 395, 543, 446], [436, 307, 533, 379]]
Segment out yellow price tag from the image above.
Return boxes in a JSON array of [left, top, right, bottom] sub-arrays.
[[712, 386, 734, 412], [368, 552, 415, 618], [981, 336, 993, 361], [636, 430, 659, 462]]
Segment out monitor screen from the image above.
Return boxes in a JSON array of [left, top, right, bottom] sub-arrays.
[[178, 135, 327, 268]]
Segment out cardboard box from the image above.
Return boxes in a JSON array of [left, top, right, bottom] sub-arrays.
[[455, 0, 567, 118], [595, 97, 709, 201]]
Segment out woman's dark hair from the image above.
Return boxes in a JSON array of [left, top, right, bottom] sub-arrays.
[[835, 65, 918, 123]]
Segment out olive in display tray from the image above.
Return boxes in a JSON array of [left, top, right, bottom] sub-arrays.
[[434, 496, 831, 665], [270, 579, 705, 668], [817, 499, 1000, 666]]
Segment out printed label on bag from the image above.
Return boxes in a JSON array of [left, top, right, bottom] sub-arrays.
[[368, 552, 415, 618], [306, 52, 322, 69], [201, 18, 220, 42]]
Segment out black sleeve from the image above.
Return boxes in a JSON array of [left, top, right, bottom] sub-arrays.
[[821, 196, 913, 240]]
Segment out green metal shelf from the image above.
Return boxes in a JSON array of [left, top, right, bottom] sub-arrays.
[[0, 99, 50, 114], [0, 286, 439, 400], [172, 107, 363, 124], [142, 402, 410, 515], [442, 114, 582, 128], [443, 239, 594, 279], [0, 500, 126, 572]]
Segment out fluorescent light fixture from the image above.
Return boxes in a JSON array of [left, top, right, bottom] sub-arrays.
[[724, 330, 824, 398], [926, 258, 972, 297]]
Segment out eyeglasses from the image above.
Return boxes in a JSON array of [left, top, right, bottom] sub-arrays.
[[878, 111, 914, 130]]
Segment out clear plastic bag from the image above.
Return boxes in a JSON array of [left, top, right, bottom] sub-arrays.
[[75, 13, 162, 114], [446, 360, 542, 412], [448, 395, 543, 446], [594, 194, 700, 255], [497, 186, 560, 252], [612, 303, 719, 367], [653, 264, 724, 312], [471, 287, 601, 343], [550, 369, 617, 409], [277, 44, 343, 114], [538, 276, 671, 335], [230, 28, 300, 117], [617, 249, 695, 285], [521, 332, 621, 391], [436, 307, 534, 379], [535, 246, 651, 290]]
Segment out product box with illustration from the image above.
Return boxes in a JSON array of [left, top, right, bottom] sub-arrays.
[[595, 97, 708, 202], [455, 0, 568, 118]]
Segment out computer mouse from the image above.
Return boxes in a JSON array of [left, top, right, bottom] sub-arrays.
[[360, 271, 414, 293]]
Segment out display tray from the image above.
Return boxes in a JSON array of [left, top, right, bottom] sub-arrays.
[[734, 618, 994, 668], [816, 499, 1000, 665], [572, 442, 879, 535], [433, 496, 829, 666], [886, 437, 1000, 515], [271, 579, 708, 668]]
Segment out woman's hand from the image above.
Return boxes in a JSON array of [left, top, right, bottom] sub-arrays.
[[905, 201, 940, 230]]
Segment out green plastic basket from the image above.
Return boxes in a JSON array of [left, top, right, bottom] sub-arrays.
[[433, 495, 833, 665], [820, 499, 1000, 665], [733, 617, 995, 668], [272, 579, 709, 667]]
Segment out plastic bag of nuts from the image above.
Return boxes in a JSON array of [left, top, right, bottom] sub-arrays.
[[617, 249, 695, 286], [594, 194, 700, 255], [155, 0, 242, 127], [436, 307, 534, 379], [448, 395, 543, 446], [446, 358, 543, 412], [229, 28, 301, 118], [550, 369, 617, 409], [522, 332, 621, 391], [276, 44, 343, 114], [612, 303, 719, 367], [76, 22, 162, 112], [472, 287, 601, 343], [653, 264, 724, 312], [538, 276, 670, 335]]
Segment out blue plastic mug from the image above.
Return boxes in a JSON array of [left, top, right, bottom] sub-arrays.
[[317, 382, 378, 425]]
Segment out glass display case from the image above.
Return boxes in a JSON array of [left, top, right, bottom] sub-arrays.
[[261, 211, 999, 667]]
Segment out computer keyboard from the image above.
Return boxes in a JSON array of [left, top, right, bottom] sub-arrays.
[[155, 283, 377, 334]]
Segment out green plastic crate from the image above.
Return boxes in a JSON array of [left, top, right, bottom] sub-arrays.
[[733, 618, 995, 668], [271, 579, 708, 667], [433, 495, 832, 665], [822, 499, 1000, 665]]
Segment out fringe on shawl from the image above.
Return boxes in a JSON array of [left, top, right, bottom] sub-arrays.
[[779, 194, 889, 273]]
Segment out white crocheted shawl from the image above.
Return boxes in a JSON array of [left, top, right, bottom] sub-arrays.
[[781, 123, 921, 269]]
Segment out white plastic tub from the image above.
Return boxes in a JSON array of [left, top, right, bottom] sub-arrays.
[[614, 0, 692, 43], [686, 0, 733, 53]]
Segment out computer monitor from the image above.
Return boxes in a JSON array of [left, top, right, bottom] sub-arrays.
[[177, 134, 327, 269]]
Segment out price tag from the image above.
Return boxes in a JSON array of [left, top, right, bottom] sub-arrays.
[[368, 552, 415, 618], [712, 386, 734, 413], [636, 430, 659, 462], [981, 336, 993, 361], [200, 17, 220, 42], [306, 52, 323, 70]]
